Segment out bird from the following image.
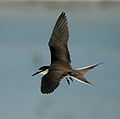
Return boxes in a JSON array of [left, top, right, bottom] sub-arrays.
[[32, 12, 103, 94]]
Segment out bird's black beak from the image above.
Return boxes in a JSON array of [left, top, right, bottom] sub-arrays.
[[32, 70, 42, 76]]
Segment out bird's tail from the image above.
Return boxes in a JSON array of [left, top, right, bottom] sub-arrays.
[[69, 63, 103, 85]]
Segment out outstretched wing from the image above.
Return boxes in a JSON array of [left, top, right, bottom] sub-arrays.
[[49, 12, 71, 64], [41, 70, 64, 94]]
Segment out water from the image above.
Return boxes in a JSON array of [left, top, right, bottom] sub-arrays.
[[0, 2, 120, 119]]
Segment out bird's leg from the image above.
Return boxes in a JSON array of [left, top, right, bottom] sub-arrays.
[[66, 77, 70, 85], [69, 77, 73, 82]]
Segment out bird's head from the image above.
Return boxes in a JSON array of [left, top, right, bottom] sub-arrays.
[[32, 66, 49, 76]]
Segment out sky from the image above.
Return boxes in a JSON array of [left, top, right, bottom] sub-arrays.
[[0, 2, 120, 119]]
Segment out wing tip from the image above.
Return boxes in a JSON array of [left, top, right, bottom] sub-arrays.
[[41, 81, 60, 94], [41, 87, 55, 94], [60, 11, 67, 18], [61, 11, 65, 15]]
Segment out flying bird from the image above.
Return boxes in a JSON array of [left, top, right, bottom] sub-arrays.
[[32, 12, 102, 94]]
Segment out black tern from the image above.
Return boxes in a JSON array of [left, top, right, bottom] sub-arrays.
[[32, 12, 103, 94]]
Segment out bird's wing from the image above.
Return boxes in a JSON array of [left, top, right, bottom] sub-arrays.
[[41, 70, 64, 94], [49, 12, 71, 64]]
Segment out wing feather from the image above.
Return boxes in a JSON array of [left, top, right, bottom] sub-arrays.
[[49, 12, 71, 63], [41, 70, 64, 94]]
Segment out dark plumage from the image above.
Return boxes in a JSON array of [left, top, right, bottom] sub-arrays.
[[32, 12, 103, 94]]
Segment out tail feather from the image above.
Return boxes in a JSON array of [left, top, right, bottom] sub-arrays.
[[77, 63, 103, 73], [69, 63, 103, 85], [70, 76, 92, 85]]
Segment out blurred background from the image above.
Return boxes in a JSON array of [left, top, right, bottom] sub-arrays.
[[0, 1, 120, 119]]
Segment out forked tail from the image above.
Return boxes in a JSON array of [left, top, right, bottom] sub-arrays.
[[69, 63, 103, 85]]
